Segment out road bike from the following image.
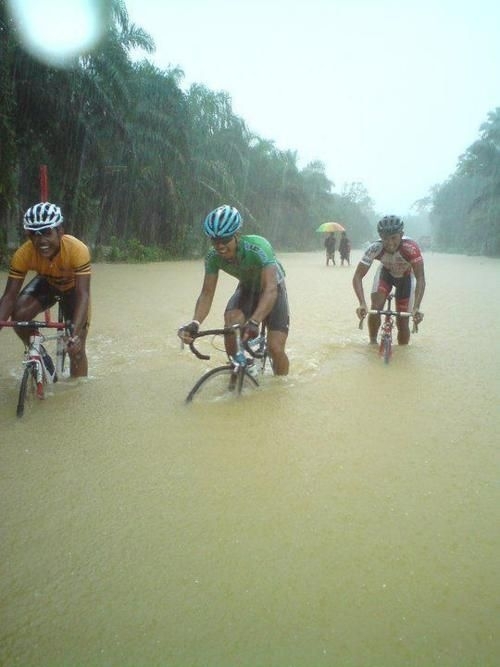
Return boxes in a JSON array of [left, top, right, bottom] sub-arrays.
[[358, 291, 418, 364], [0, 299, 71, 417], [184, 323, 269, 403]]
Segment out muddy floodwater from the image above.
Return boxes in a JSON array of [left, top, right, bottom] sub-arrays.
[[1, 250, 499, 666]]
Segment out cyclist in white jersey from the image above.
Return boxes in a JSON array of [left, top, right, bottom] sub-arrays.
[[353, 215, 425, 345]]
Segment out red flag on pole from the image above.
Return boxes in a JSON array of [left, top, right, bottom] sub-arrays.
[[39, 165, 48, 200], [39, 165, 52, 322]]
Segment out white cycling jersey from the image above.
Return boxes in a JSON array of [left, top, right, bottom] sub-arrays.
[[360, 237, 423, 278]]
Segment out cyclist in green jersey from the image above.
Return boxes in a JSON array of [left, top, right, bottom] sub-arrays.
[[178, 205, 290, 375]]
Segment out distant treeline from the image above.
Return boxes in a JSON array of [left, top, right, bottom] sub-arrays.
[[0, 1, 375, 261], [424, 108, 500, 256], [1, 1, 499, 260]]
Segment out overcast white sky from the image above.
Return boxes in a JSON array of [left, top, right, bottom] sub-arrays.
[[124, 0, 500, 215], [11, 0, 498, 215]]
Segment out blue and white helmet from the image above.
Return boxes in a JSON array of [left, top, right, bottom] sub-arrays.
[[23, 202, 63, 231], [203, 205, 242, 238]]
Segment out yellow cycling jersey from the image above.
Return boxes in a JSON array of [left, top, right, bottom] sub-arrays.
[[8, 235, 91, 292]]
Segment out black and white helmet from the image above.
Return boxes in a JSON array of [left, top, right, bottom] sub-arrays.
[[23, 202, 63, 231], [377, 215, 404, 238]]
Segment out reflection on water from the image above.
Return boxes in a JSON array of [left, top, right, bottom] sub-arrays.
[[1, 252, 499, 666]]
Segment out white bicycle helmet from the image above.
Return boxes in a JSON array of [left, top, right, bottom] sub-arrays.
[[23, 202, 63, 231], [203, 205, 242, 238]]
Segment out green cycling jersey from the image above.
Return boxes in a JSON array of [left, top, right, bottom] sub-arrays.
[[205, 235, 285, 291]]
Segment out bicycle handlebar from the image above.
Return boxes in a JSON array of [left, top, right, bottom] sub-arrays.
[[0, 319, 67, 329], [186, 327, 233, 360], [367, 309, 412, 317], [358, 310, 419, 333], [184, 324, 266, 361]]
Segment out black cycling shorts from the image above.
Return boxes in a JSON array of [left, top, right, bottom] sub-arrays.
[[373, 267, 415, 311], [225, 282, 290, 333], [20, 276, 84, 324]]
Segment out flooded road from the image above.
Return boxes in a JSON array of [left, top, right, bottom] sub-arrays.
[[1, 250, 499, 666]]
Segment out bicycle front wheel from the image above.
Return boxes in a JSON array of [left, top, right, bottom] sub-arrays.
[[55, 337, 66, 377], [186, 366, 259, 404], [17, 365, 40, 417], [381, 336, 392, 364]]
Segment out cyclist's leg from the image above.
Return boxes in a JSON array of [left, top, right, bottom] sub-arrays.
[[59, 288, 90, 377], [395, 274, 414, 345], [224, 286, 252, 357], [396, 321, 410, 344], [265, 283, 290, 375], [368, 267, 389, 344], [267, 330, 288, 375], [12, 277, 55, 344], [68, 327, 88, 377]]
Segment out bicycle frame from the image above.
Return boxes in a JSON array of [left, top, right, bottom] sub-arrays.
[[377, 305, 397, 364], [187, 323, 268, 369], [1, 299, 70, 416], [359, 292, 416, 364]]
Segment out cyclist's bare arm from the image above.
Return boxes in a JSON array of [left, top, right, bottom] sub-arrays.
[[193, 273, 218, 324], [0, 277, 23, 326], [193, 273, 219, 324], [178, 273, 218, 343], [352, 263, 370, 318], [252, 265, 278, 324], [411, 262, 426, 323], [68, 274, 90, 350]]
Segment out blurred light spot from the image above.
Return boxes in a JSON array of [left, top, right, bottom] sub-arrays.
[[7, 0, 109, 67]]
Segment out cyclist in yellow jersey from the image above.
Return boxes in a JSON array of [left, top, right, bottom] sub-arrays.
[[0, 202, 91, 377]]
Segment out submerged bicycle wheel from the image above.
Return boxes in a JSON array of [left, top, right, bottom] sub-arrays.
[[17, 364, 40, 418], [55, 341, 66, 378], [186, 365, 259, 403], [381, 336, 392, 364]]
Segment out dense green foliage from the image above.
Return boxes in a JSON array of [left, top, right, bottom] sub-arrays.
[[427, 108, 500, 256], [2, 0, 498, 260], [0, 0, 375, 262]]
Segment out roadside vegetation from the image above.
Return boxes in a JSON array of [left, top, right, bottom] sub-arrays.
[[1, 0, 499, 261]]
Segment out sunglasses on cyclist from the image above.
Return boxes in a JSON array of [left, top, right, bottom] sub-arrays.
[[27, 227, 56, 237], [211, 236, 234, 245]]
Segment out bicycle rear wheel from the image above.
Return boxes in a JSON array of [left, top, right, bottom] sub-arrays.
[[17, 364, 40, 417], [186, 365, 259, 403]]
